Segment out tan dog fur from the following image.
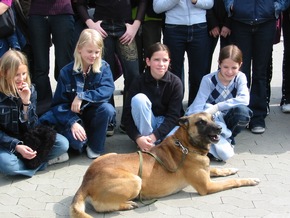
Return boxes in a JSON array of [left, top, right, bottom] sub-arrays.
[[70, 113, 260, 218]]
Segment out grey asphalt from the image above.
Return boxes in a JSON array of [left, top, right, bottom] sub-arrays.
[[1, 41, 290, 218]]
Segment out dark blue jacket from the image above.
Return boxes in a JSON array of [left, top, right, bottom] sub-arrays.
[[0, 85, 38, 152], [224, 0, 290, 24], [39, 60, 115, 130]]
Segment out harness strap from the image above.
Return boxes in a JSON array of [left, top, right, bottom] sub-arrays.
[[137, 151, 158, 206], [143, 150, 187, 173]]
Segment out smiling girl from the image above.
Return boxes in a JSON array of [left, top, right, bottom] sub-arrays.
[[0, 50, 69, 177], [39, 29, 116, 159], [185, 45, 252, 161], [123, 42, 183, 151]]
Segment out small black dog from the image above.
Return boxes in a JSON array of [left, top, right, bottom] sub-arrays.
[[21, 125, 56, 169]]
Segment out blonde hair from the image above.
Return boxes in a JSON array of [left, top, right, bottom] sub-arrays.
[[0, 50, 31, 97], [73, 29, 103, 73]]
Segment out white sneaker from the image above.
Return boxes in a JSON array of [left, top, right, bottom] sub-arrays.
[[48, 152, 69, 165], [281, 104, 290, 113], [86, 146, 100, 159]]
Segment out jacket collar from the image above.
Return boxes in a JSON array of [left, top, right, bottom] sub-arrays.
[[144, 69, 171, 83]]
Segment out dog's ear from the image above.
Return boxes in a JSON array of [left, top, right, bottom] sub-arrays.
[[178, 116, 189, 127]]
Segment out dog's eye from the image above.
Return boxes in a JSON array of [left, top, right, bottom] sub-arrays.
[[196, 119, 206, 126]]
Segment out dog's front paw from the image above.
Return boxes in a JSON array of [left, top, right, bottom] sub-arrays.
[[249, 178, 260, 186], [228, 168, 239, 175]]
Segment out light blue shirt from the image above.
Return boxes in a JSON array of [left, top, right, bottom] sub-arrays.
[[153, 0, 213, 25]]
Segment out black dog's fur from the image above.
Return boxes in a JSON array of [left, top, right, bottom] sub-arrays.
[[21, 125, 56, 169]]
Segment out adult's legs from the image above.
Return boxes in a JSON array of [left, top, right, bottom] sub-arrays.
[[28, 15, 52, 115], [231, 20, 275, 129], [250, 20, 276, 128], [50, 15, 75, 81], [187, 22, 211, 105], [281, 9, 290, 106]]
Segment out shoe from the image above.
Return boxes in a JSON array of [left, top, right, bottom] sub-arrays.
[[119, 124, 126, 134], [86, 146, 100, 159], [207, 153, 223, 162], [48, 152, 69, 165], [281, 104, 290, 113], [106, 124, 115, 136], [251, 126, 265, 134]]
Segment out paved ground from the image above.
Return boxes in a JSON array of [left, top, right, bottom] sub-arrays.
[[1, 41, 290, 218]]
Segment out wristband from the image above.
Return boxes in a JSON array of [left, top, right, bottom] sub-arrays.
[[23, 101, 31, 106]]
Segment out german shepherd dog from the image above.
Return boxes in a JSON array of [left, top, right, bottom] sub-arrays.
[[70, 112, 259, 218]]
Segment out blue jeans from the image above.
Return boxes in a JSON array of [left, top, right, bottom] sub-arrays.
[[224, 105, 253, 138], [59, 103, 116, 154], [231, 20, 276, 128], [28, 15, 74, 111], [163, 23, 211, 106], [0, 133, 69, 177], [131, 94, 165, 139]]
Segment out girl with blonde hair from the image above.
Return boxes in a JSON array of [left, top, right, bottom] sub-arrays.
[[0, 50, 69, 177], [40, 29, 116, 159]]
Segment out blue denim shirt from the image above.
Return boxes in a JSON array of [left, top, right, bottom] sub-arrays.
[[0, 85, 38, 153], [224, 0, 290, 22], [40, 60, 115, 130]]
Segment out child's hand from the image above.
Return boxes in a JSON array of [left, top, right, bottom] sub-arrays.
[[71, 96, 82, 114], [17, 82, 31, 104], [71, 122, 87, 141], [15, 144, 37, 160]]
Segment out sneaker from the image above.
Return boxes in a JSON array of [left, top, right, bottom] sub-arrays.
[[86, 146, 100, 159], [251, 126, 265, 134], [281, 104, 290, 113], [48, 152, 69, 165], [207, 153, 223, 162], [106, 124, 115, 136], [119, 124, 126, 134]]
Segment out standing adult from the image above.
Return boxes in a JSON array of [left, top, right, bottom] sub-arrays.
[[73, 0, 147, 135], [224, 0, 290, 134], [153, 0, 214, 107], [28, 0, 75, 116], [281, 6, 290, 112]]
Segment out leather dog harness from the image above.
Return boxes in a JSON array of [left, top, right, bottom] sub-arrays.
[[136, 139, 205, 205]]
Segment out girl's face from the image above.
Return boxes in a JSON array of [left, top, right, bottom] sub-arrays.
[[146, 50, 170, 80], [219, 58, 242, 84], [13, 64, 28, 90], [78, 42, 101, 68]]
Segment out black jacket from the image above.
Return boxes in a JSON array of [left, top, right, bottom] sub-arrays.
[[123, 70, 183, 142]]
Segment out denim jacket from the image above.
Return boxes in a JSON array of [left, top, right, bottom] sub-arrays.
[[224, 0, 290, 23], [39, 60, 115, 130], [0, 85, 38, 153]]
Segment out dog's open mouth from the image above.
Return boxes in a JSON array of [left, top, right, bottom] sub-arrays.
[[208, 134, 220, 144]]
